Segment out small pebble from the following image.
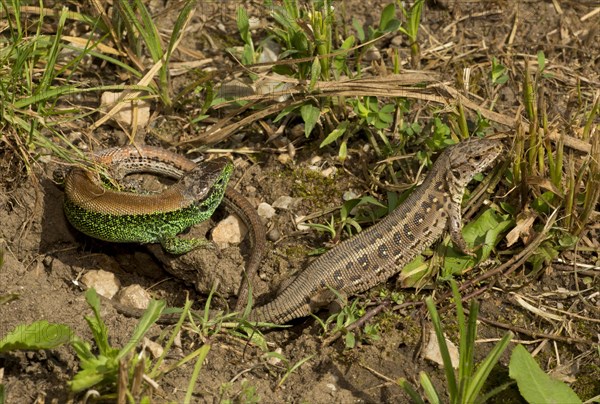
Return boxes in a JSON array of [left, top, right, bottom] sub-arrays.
[[143, 337, 164, 359], [267, 228, 281, 242], [295, 216, 310, 231], [266, 348, 283, 365], [80, 270, 121, 299], [100, 91, 150, 129], [287, 124, 305, 140], [212, 215, 246, 248], [272, 136, 290, 148], [258, 38, 280, 63], [364, 46, 381, 61], [310, 155, 322, 165], [248, 16, 261, 30], [343, 190, 359, 201], [287, 142, 296, 159], [257, 202, 276, 220], [278, 154, 292, 164], [320, 166, 337, 178], [116, 284, 151, 310], [272, 195, 295, 210]]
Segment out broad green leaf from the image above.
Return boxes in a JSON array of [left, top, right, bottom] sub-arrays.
[[339, 35, 355, 51], [237, 8, 251, 44], [68, 353, 118, 392], [379, 3, 396, 32], [528, 241, 559, 274], [532, 191, 556, 214], [345, 332, 356, 349], [273, 104, 301, 123], [352, 17, 365, 42], [300, 103, 321, 137], [0, 321, 73, 352], [509, 345, 582, 404], [117, 299, 166, 360], [339, 140, 348, 161], [398, 254, 432, 288], [537, 51, 546, 72], [340, 199, 362, 220], [320, 121, 349, 148], [442, 209, 513, 276]]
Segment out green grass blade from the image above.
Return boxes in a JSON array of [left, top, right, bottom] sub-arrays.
[[14, 85, 78, 108], [398, 378, 425, 403], [464, 331, 513, 403], [426, 297, 458, 398], [277, 354, 314, 389], [84, 288, 113, 356], [183, 345, 211, 404], [38, 6, 68, 92], [420, 371, 441, 404], [166, 0, 195, 60], [116, 299, 166, 361]]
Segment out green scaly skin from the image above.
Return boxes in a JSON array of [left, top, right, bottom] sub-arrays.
[[64, 159, 233, 255]]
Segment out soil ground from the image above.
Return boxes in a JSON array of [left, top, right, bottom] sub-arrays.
[[1, 0, 599, 402]]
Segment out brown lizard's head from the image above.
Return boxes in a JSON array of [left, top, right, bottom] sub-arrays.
[[446, 138, 504, 187]]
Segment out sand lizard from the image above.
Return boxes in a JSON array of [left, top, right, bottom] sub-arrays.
[[248, 137, 503, 323], [63, 145, 266, 309]]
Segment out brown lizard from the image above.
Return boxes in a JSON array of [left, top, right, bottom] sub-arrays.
[[248, 137, 503, 323]]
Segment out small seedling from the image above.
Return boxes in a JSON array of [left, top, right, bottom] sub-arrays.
[[399, 281, 513, 403]]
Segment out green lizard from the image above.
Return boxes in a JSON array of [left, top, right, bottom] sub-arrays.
[[63, 146, 234, 255]]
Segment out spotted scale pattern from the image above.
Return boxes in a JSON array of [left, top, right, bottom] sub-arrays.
[[251, 138, 503, 324]]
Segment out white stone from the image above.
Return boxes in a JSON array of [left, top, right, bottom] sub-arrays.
[[320, 166, 337, 178], [295, 216, 310, 231], [257, 202, 276, 219], [422, 329, 459, 369], [212, 215, 246, 248], [266, 348, 283, 365], [116, 284, 151, 310], [310, 155, 323, 164], [80, 270, 120, 299], [272, 195, 296, 210], [343, 190, 359, 201], [277, 153, 291, 164], [143, 337, 164, 358]]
